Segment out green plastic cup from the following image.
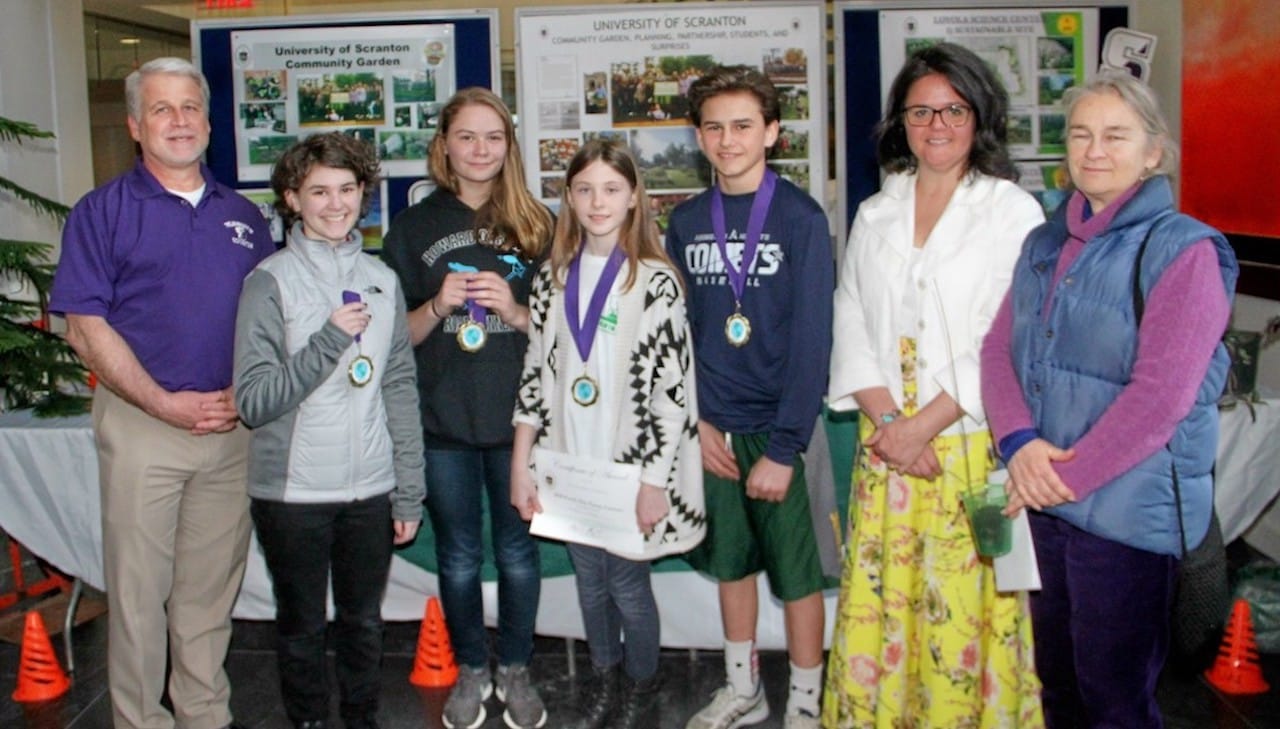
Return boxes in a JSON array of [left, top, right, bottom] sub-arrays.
[[963, 477, 1013, 558]]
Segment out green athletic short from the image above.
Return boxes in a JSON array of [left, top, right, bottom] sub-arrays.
[[685, 431, 826, 601]]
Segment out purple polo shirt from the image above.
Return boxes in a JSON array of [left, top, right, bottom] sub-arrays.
[[50, 160, 273, 392]]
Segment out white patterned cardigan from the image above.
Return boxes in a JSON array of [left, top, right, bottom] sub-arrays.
[[513, 258, 706, 559]]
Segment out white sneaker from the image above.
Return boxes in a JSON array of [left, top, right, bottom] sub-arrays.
[[684, 683, 769, 729], [783, 710, 821, 729]]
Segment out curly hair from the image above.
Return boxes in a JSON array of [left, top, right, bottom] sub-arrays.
[[875, 42, 1018, 181], [270, 132, 380, 228]]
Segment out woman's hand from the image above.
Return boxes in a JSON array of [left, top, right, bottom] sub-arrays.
[[901, 446, 943, 480], [636, 483, 669, 535], [510, 461, 542, 521], [1006, 438, 1077, 514], [328, 301, 370, 338], [698, 420, 740, 481], [865, 416, 934, 473], [393, 520, 420, 545]]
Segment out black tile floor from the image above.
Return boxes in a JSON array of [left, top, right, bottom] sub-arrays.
[[3, 605, 1280, 729]]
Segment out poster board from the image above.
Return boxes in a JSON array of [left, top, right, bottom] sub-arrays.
[[835, 1, 1130, 234], [193, 10, 500, 247], [515, 1, 827, 231]]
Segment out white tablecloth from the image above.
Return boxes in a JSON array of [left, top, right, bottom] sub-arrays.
[[0, 409, 828, 649], [1216, 392, 1280, 544], [5, 399, 1275, 648]]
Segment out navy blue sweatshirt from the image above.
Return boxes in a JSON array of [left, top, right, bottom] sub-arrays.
[[665, 177, 834, 465]]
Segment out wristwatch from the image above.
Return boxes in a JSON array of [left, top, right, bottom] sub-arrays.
[[879, 409, 903, 425]]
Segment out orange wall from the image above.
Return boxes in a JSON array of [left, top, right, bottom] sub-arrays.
[[1182, 0, 1280, 237]]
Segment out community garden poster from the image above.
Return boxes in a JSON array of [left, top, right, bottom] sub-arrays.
[[229, 23, 457, 184], [516, 2, 826, 233]]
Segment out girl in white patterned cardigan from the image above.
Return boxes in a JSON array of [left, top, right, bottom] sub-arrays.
[[511, 140, 704, 729]]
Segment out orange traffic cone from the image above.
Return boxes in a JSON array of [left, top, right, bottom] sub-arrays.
[[12, 611, 71, 702], [1205, 598, 1270, 694], [409, 596, 458, 688]]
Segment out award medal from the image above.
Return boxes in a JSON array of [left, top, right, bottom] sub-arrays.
[[725, 307, 752, 348], [565, 244, 626, 407], [711, 169, 778, 348], [348, 355, 373, 387], [571, 375, 599, 406], [342, 290, 374, 387], [457, 320, 487, 352]]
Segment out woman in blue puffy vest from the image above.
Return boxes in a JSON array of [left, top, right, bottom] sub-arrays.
[[980, 71, 1238, 727]]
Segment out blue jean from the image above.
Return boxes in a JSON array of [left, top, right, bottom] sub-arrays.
[[1029, 511, 1177, 729], [567, 544, 660, 681], [251, 494, 393, 726], [425, 447, 540, 669]]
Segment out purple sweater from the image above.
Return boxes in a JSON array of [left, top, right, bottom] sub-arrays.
[[980, 185, 1230, 500]]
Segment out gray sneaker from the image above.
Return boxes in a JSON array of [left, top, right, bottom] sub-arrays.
[[495, 664, 548, 729], [685, 683, 769, 729], [443, 665, 492, 729]]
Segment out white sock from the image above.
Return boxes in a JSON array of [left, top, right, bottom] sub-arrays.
[[724, 639, 758, 697], [786, 661, 822, 717]]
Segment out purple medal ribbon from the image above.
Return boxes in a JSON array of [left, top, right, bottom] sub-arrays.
[[565, 244, 626, 365], [341, 290, 363, 343], [466, 299, 486, 325], [710, 168, 777, 306]]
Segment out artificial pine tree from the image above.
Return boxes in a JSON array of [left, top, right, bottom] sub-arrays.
[[0, 115, 89, 416]]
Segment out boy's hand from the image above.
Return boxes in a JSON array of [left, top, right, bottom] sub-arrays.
[[745, 456, 792, 502], [698, 419, 740, 480]]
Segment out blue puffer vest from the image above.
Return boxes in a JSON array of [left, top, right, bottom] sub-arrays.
[[1009, 177, 1237, 555]]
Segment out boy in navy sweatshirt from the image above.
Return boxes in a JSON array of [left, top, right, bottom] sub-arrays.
[[665, 66, 833, 729]]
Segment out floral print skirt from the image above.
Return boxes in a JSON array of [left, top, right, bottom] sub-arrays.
[[822, 337, 1043, 729]]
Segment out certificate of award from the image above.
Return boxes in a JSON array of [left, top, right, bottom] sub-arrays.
[[529, 447, 644, 556]]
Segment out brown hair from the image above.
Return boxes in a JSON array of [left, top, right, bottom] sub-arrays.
[[549, 139, 673, 293], [270, 132, 380, 228], [687, 65, 781, 127], [427, 88, 553, 259]]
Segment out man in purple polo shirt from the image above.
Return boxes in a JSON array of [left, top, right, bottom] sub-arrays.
[[49, 57, 272, 729]]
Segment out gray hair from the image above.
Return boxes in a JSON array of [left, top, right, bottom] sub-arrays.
[[1062, 70, 1179, 177], [125, 57, 211, 121]]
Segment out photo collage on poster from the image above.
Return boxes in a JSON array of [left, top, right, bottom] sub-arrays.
[[230, 23, 457, 248], [879, 8, 1096, 215], [518, 5, 826, 233]]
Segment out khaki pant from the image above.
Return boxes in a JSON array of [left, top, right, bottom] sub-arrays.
[[93, 387, 252, 729]]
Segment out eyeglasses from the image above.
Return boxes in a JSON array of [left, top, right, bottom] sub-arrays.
[[902, 104, 972, 128]]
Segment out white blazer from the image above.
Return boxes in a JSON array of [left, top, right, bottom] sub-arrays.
[[828, 171, 1044, 435]]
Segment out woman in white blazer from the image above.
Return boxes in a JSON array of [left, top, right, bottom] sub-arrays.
[[822, 43, 1047, 728]]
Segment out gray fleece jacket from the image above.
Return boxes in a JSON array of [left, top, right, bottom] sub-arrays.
[[234, 225, 424, 522]]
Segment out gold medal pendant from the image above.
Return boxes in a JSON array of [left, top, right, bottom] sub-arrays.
[[457, 321, 487, 353], [348, 354, 374, 387], [571, 374, 599, 406], [725, 312, 751, 347]]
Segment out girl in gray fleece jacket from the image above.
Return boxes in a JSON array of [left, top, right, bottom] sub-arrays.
[[233, 132, 424, 729]]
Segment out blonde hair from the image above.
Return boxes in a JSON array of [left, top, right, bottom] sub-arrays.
[[1062, 70, 1179, 177], [427, 88, 553, 259], [549, 139, 672, 292]]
